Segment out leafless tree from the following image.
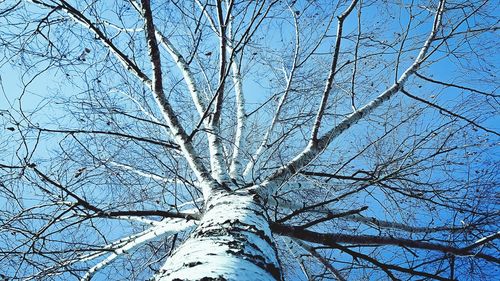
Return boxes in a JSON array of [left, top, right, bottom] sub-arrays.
[[0, 0, 498, 280]]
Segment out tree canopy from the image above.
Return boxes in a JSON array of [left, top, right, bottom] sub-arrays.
[[0, 0, 499, 280]]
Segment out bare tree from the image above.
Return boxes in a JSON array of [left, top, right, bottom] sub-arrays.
[[0, 0, 498, 280]]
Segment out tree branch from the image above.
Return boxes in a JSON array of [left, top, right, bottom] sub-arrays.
[[271, 223, 500, 264], [139, 0, 218, 195], [401, 88, 499, 136], [310, 0, 359, 141], [292, 238, 347, 281], [256, 0, 446, 196], [35, 127, 179, 149]]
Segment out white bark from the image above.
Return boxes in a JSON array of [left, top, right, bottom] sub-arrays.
[[82, 219, 194, 281], [107, 161, 178, 184], [155, 191, 281, 281], [156, 27, 229, 184], [204, 0, 231, 184], [206, 128, 230, 183], [149, 0, 229, 184], [228, 52, 247, 182], [139, 0, 222, 198], [155, 30, 207, 116]]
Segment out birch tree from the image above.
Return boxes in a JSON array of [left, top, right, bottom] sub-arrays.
[[0, 0, 499, 280]]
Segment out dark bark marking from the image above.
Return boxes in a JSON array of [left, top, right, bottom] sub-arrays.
[[191, 217, 281, 280], [172, 277, 226, 281], [186, 261, 203, 267]]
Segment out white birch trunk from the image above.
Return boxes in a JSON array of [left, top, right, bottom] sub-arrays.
[[155, 190, 281, 281]]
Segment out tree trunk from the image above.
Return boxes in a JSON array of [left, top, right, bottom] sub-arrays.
[[155, 190, 281, 281]]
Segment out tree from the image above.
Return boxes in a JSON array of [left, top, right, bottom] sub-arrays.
[[0, 0, 498, 280]]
